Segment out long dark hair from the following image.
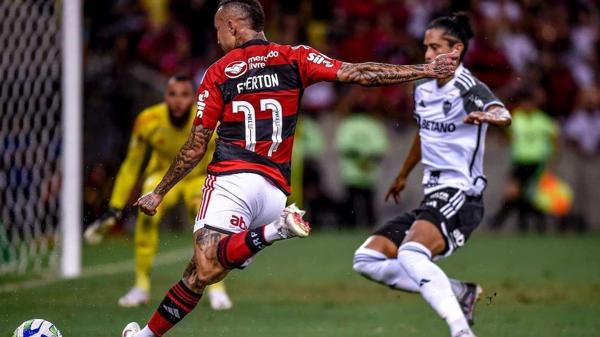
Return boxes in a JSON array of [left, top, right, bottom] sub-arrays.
[[427, 12, 474, 61]]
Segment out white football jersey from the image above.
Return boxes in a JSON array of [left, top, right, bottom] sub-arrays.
[[413, 64, 504, 196]]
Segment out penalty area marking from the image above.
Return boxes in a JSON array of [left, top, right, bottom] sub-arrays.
[[0, 246, 191, 293]]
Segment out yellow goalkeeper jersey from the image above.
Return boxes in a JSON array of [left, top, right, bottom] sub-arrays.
[[109, 103, 215, 210]]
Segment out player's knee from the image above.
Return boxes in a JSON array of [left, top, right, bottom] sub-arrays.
[[352, 247, 382, 278], [352, 259, 370, 276], [397, 242, 432, 269]]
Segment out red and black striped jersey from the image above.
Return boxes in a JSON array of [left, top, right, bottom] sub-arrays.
[[194, 39, 342, 195]]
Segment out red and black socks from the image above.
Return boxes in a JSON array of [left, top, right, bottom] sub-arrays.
[[217, 226, 270, 269], [147, 281, 202, 336]]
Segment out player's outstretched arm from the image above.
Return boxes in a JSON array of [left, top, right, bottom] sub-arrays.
[[464, 105, 512, 127], [385, 133, 421, 204], [135, 125, 214, 216], [336, 50, 459, 86]]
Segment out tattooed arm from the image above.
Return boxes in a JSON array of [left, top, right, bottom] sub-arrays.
[[336, 50, 459, 86], [464, 105, 512, 127], [134, 125, 214, 215]]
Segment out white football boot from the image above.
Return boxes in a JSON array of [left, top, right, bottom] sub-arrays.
[[121, 322, 140, 337], [274, 203, 311, 238], [207, 287, 233, 311], [84, 213, 118, 245], [118, 287, 149, 308]]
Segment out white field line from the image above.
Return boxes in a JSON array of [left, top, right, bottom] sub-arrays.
[[0, 247, 192, 293]]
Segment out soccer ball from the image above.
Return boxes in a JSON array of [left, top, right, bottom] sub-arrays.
[[12, 319, 62, 337]]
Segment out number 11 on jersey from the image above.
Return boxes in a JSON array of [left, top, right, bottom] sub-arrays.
[[232, 98, 283, 157]]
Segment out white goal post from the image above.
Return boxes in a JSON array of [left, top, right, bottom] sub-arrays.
[[60, 0, 83, 278], [0, 0, 82, 278]]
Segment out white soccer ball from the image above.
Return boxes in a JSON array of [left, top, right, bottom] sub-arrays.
[[12, 319, 62, 337]]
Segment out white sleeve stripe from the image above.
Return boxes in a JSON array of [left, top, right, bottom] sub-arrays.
[[456, 77, 472, 89], [462, 68, 476, 81], [459, 74, 476, 86], [466, 75, 476, 86]]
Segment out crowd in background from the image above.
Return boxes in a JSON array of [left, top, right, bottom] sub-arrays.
[[82, 0, 600, 231]]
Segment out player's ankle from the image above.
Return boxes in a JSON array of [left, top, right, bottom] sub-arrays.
[[135, 325, 156, 337], [217, 228, 271, 269], [263, 222, 285, 242]]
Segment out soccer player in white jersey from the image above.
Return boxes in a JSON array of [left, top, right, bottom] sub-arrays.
[[353, 13, 511, 337]]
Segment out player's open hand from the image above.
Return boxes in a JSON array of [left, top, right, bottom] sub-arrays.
[[134, 192, 163, 216], [426, 49, 460, 79], [464, 106, 512, 127], [464, 111, 487, 125], [385, 176, 408, 204]]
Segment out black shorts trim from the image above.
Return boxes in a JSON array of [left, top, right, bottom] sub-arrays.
[[203, 224, 235, 235], [372, 187, 484, 257], [372, 211, 415, 247]]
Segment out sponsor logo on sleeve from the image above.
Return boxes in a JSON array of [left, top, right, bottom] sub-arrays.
[[307, 52, 333, 68], [196, 90, 209, 118], [224, 61, 248, 78], [468, 94, 485, 109]]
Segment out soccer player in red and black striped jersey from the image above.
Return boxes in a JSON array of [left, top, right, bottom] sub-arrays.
[[122, 1, 459, 336]]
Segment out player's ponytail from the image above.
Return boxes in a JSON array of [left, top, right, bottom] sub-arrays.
[[427, 12, 474, 61]]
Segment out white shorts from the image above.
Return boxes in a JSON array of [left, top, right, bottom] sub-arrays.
[[193, 173, 287, 234]]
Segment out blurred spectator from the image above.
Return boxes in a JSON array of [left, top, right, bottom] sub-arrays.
[[137, 16, 191, 74], [539, 50, 579, 118], [561, 86, 600, 231], [336, 90, 389, 228], [464, 12, 513, 90], [491, 87, 559, 233], [567, 3, 599, 88], [497, 18, 538, 75], [564, 86, 600, 156], [290, 114, 338, 227], [337, 17, 375, 63]]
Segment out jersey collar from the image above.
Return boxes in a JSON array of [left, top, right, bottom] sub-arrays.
[[237, 39, 270, 49]]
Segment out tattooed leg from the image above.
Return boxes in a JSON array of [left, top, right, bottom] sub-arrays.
[[186, 228, 230, 292], [140, 230, 222, 336]]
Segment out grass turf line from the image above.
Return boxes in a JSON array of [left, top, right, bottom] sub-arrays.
[[1, 230, 599, 337]]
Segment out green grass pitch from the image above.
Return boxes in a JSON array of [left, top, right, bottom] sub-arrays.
[[1, 230, 599, 337]]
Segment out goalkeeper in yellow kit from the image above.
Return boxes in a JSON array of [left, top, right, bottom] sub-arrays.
[[84, 75, 232, 310]]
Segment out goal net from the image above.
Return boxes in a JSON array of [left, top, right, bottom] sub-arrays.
[[0, 1, 62, 276]]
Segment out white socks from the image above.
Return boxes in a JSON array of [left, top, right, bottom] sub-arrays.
[[135, 326, 155, 337], [397, 242, 470, 336], [353, 247, 467, 298], [353, 247, 420, 292], [263, 222, 284, 243]]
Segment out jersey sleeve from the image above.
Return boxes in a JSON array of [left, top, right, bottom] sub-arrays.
[[109, 112, 151, 210], [291, 45, 342, 88], [193, 65, 224, 129], [470, 81, 505, 111]]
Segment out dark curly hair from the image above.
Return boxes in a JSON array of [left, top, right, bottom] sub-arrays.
[[427, 12, 474, 61], [218, 0, 265, 32]]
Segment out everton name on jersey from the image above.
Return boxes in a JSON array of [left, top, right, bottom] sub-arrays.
[[413, 64, 504, 196], [194, 40, 342, 195]]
